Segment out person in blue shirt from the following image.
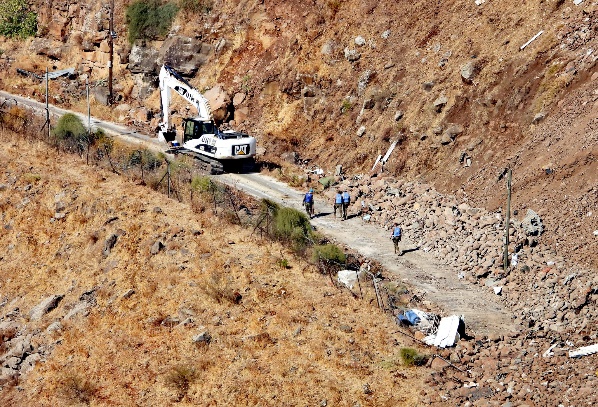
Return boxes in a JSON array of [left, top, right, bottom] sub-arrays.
[[390, 223, 402, 255], [303, 188, 315, 218], [341, 190, 351, 220], [334, 190, 343, 218]]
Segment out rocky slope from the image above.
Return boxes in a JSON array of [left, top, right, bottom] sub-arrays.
[[0, 0, 595, 268], [0, 0, 597, 405]]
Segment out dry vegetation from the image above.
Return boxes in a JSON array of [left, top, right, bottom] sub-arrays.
[[0, 124, 428, 405]]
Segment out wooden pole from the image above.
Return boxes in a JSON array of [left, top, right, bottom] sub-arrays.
[[45, 67, 50, 138], [108, 0, 114, 105], [503, 168, 512, 272], [86, 78, 91, 165], [86, 78, 90, 131]]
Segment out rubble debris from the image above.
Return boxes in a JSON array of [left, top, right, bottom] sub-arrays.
[[424, 315, 463, 348], [337, 269, 364, 290], [542, 343, 557, 357], [520, 30, 544, 51], [569, 343, 598, 358]]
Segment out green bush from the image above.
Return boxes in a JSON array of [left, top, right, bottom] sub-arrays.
[[126, 0, 179, 44], [129, 149, 162, 172], [400, 347, 428, 367], [312, 244, 346, 264], [0, 0, 37, 39], [53, 113, 86, 141], [274, 207, 312, 253], [52, 113, 89, 153]]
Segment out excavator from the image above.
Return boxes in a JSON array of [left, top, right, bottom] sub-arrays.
[[157, 65, 256, 174]]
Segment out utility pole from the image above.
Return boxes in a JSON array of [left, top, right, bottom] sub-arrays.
[[503, 168, 512, 273], [45, 67, 50, 138], [86, 77, 90, 131], [108, 0, 114, 105]]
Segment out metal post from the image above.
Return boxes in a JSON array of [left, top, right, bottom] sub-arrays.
[[108, 0, 114, 105], [503, 168, 512, 272], [45, 67, 50, 138], [86, 78, 90, 132]]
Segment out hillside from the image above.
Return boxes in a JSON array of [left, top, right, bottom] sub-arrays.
[[0, 0, 597, 405], [0, 128, 427, 405], [0, 0, 595, 267]]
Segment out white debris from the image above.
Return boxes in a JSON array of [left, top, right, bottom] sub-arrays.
[[475, 0, 485, 5], [511, 253, 518, 266], [493, 286, 503, 295], [424, 315, 462, 348], [593, 230, 598, 237], [542, 343, 557, 358], [520, 30, 544, 51], [573, 0, 584, 5], [569, 343, 598, 358], [337, 269, 364, 290]]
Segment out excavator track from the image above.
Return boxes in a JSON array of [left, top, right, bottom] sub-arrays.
[[167, 147, 225, 175]]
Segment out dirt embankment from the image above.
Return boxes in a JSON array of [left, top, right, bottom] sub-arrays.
[[0, 130, 427, 405]]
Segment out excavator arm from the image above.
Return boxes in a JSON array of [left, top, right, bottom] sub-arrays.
[[158, 65, 214, 142]]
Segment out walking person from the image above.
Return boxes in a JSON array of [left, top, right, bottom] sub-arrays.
[[341, 190, 351, 220], [390, 222, 403, 255], [303, 188, 315, 218], [334, 190, 343, 218]]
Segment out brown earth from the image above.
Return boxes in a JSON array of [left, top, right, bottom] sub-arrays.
[[0, 0, 597, 404], [0, 129, 427, 405], [0, 0, 595, 268]]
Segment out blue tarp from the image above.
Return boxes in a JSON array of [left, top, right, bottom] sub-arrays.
[[397, 310, 421, 325]]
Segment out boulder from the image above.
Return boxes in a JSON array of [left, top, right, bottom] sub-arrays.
[[460, 61, 479, 84], [150, 241, 164, 255], [344, 47, 361, 62], [521, 209, 544, 236], [29, 39, 63, 60], [103, 233, 118, 256], [232, 92, 246, 107], [29, 295, 63, 320], [160, 36, 211, 76], [204, 85, 231, 122], [433, 95, 448, 112], [128, 42, 160, 74]]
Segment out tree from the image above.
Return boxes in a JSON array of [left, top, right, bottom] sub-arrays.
[[0, 0, 37, 39]]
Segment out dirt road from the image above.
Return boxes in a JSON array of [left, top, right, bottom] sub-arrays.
[[1, 91, 517, 336], [219, 172, 518, 336]]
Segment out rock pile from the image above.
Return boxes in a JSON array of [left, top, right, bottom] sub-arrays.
[[325, 173, 597, 405]]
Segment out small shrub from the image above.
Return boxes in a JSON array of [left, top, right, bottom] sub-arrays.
[[191, 175, 223, 209], [400, 347, 428, 367], [165, 365, 197, 401], [179, 0, 212, 14], [312, 243, 346, 264], [52, 113, 86, 140], [274, 207, 312, 253], [59, 374, 99, 405], [341, 99, 353, 114], [200, 271, 242, 305], [92, 128, 114, 161], [23, 173, 41, 183], [276, 257, 289, 269], [312, 243, 346, 274], [327, 0, 342, 16], [126, 0, 179, 44], [0, 105, 30, 132], [129, 149, 162, 172]]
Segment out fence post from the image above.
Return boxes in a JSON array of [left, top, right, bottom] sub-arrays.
[[503, 168, 512, 273]]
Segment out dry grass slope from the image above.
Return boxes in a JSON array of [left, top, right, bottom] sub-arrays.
[[0, 128, 427, 405]]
